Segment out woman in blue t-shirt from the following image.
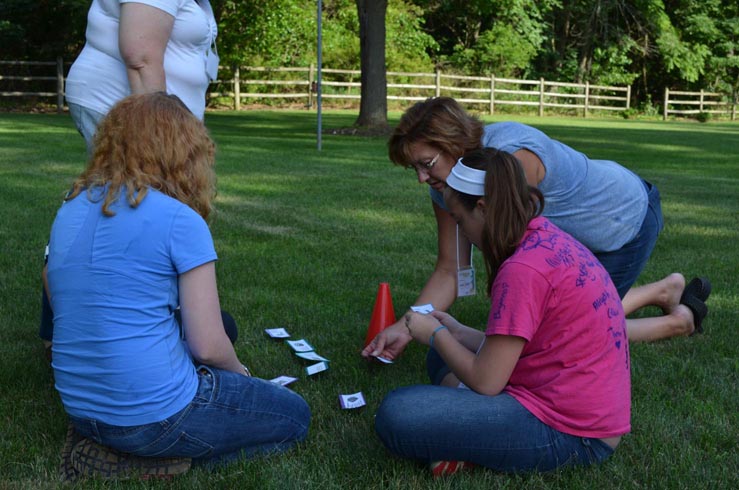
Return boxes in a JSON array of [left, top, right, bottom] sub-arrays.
[[46, 93, 310, 480], [362, 97, 710, 360]]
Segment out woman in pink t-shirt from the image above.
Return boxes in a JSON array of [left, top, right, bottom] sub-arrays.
[[374, 148, 631, 475]]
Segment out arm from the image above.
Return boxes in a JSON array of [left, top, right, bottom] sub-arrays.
[[430, 310, 485, 352], [179, 261, 247, 375], [119, 2, 175, 94], [361, 202, 471, 360], [408, 312, 525, 395], [513, 149, 546, 187]]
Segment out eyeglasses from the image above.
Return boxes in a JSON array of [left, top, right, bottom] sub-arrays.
[[416, 153, 440, 171]]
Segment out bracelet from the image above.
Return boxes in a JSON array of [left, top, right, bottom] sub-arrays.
[[242, 364, 252, 377], [429, 325, 448, 348]]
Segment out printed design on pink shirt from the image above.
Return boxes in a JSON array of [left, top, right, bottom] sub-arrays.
[[521, 219, 628, 366], [492, 282, 509, 320], [607, 326, 626, 350], [609, 324, 630, 370], [544, 241, 576, 269], [520, 230, 557, 253], [595, 286, 630, 369], [592, 290, 613, 312]]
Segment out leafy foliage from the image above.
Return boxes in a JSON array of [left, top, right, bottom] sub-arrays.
[[0, 0, 87, 58], [3, 0, 738, 108]]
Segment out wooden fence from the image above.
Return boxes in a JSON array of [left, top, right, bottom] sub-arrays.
[[210, 65, 631, 117], [3, 59, 736, 121], [663, 88, 737, 120], [0, 59, 67, 112]]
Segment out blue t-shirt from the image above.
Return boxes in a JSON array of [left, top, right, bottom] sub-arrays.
[[431, 122, 648, 253], [48, 187, 217, 426]]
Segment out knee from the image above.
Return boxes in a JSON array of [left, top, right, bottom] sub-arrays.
[[278, 389, 311, 443], [292, 394, 311, 442], [375, 387, 424, 444]]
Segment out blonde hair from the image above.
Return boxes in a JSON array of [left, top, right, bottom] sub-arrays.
[[66, 92, 216, 219], [388, 97, 483, 166]]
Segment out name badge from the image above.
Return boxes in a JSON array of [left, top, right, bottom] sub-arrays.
[[457, 266, 476, 297], [205, 48, 219, 81]]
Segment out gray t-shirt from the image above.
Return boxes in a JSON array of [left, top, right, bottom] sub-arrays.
[[431, 122, 648, 253]]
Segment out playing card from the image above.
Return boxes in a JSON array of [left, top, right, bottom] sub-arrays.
[[306, 361, 329, 376], [372, 355, 394, 364], [411, 303, 435, 314], [287, 339, 314, 352], [265, 328, 291, 338], [339, 392, 366, 409], [269, 375, 298, 386], [296, 351, 329, 362]]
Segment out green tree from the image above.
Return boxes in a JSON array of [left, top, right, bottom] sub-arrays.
[[386, 1, 437, 72], [645, 0, 711, 83], [216, 0, 316, 67], [319, 0, 436, 72], [0, 0, 88, 59], [411, 0, 554, 76], [707, 2, 739, 101], [355, 0, 388, 128]]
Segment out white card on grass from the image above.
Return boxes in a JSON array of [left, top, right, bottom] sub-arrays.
[[411, 303, 434, 314], [306, 361, 329, 376], [269, 375, 298, 386], [339, 392, 366, 409], [265, 328, 291, 338], [287, 339, 314, 352], [296, 351, 329, 362], [373, 355, 394, 364]]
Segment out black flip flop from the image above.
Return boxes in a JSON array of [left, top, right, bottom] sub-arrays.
[[680, 277, 712, 334]]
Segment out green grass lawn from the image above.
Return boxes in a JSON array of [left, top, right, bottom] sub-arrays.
[[0, 109, 737, 489]]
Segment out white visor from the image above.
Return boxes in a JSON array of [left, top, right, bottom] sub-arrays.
[[446, 158, 486, 196]]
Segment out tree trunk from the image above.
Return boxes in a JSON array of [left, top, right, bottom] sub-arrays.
[[355, 0, 388, 129]]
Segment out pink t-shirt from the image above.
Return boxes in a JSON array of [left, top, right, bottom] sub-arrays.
[[486, 217, 631, 438]]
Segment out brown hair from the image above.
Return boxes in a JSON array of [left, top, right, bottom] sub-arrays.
[[388, 97, 483, 167], [444, 148, 544, 295], [66, 92, 216, 219]]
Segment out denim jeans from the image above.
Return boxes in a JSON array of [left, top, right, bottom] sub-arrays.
[[374, 348, 614, 473], [67, 102, 106, 153], [69, 366, 311, 466], [595, 180, 664, 298]]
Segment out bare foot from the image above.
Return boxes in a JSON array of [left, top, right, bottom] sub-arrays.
[[658, 273, 686, 314], [669, 304, 695, 336]]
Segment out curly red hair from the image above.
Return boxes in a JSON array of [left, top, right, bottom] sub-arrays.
[[66, 92, 216, 219]]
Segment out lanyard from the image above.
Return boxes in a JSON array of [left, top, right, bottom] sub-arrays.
[[455, 225, 476, 297], [455, 224, 473, 272]]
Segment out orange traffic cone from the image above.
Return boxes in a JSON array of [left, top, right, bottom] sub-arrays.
[[365, 283, 396, 347]]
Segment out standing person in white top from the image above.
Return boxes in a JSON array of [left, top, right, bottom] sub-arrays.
[[65, 0, 219, 147], [41, 1, 220, 354]]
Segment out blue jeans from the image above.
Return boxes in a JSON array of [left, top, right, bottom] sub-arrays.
[[67, 102, 106, 153], [595, 180, 664, 298], [374, 349, 614, 473], [69, 366, 311, 467]]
